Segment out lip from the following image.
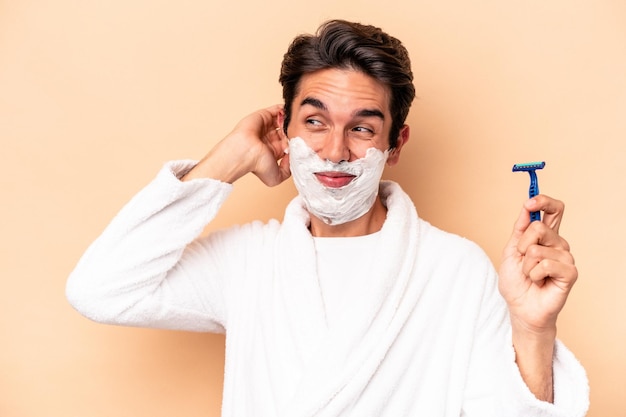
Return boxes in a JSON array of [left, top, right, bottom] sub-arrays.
[[314, 171, 356, 188]]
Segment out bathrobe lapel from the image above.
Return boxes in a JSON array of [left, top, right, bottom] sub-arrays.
[[272, 181, 425, 416]]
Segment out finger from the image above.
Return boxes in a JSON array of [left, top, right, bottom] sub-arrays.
[[521, 244, 575, 278], [257, 152, 291, 187], [525, 195, 565, 232], [526, 258, 578, 292], [277, 152, 291, 182], [258, 104, 283, 119], [517, 221, 571, 254], [262, 104, 284, 125], [502, 205, 532, 260], [262, 125, 289, 160], [264, 103, 284, 115], [257, 106, 282, 135]]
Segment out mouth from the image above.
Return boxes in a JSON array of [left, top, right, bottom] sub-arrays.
[[314, 171, 356, 188]]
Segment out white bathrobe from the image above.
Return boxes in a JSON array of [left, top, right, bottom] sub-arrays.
[[66, 160, 589, 417]]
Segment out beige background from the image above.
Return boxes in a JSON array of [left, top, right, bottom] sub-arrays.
[[1, 0, 624, 416]]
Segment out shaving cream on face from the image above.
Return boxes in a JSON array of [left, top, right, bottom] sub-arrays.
[[288, 137, 389, 225]]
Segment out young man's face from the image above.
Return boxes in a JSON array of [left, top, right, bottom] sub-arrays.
[[281, 68, 407, 188]]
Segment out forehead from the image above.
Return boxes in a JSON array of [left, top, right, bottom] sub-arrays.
[[294, 68, 391, 115]]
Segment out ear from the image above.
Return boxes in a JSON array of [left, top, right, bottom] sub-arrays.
[[387, 124, 410, 166], [277, 108, 285, 127], [277, 107, 286, 135]]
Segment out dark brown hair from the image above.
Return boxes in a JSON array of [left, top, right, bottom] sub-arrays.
[[279, 19, 415, 149]]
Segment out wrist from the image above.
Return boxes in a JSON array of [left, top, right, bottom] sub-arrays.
[[182, 155, 244, 183], [510, 317, 556, 402], [510, 312, 557, 343], [182, 140, 252, 183]]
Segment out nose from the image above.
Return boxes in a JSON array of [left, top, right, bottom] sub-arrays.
[[318, 130, 350, 163]]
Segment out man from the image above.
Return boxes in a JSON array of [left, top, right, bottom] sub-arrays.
[[67, 19, 589, 416]]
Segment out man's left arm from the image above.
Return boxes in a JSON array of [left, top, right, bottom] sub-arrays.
[[498, 195, 579, 402]]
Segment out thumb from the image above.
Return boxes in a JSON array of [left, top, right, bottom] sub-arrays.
[[504, 204, 532, 255], [276, 152, 291, 184]]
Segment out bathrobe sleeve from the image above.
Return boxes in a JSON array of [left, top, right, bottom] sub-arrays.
[[66, 160, 244, 333], [462, 263, 590, 417]]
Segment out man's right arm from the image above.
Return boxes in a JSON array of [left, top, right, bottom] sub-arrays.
[[182, 104, 290, 185], [65, 160, 234, 331], [65, 105, 290, 330]]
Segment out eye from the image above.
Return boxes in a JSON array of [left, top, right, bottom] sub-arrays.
[[351, 126, 376, 140], [352, 126, 373, 133], [306, 118, 323, 126]]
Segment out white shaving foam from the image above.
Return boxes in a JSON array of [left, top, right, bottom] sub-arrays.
[[288, 137, 388, 225]]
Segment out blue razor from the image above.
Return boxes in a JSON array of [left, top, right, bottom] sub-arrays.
[[512, 161, 546, 222]]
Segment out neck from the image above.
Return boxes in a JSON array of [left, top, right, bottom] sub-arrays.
[[309, 197, 387, 237]]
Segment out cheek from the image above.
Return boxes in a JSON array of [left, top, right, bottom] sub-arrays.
[[348, 138, 389, 159], [298, 135, 328, 154]]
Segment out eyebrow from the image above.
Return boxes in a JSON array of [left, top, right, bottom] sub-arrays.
[[301, 97, 327, 111], [354, 108, 385, 120], [300, 97, 385, 120]]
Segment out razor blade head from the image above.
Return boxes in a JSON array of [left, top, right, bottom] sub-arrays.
[[512, 161, 546, 172]]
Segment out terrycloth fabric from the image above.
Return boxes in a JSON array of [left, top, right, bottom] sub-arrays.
[[66, 160, 589, 417]]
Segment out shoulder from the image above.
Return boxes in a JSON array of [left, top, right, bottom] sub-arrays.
[[206, 218, 282, 247], [382, 180, 492, 269], [197, 193, 307, 250], [420, 220, 491, 266], [415, 220, 499, 311]]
